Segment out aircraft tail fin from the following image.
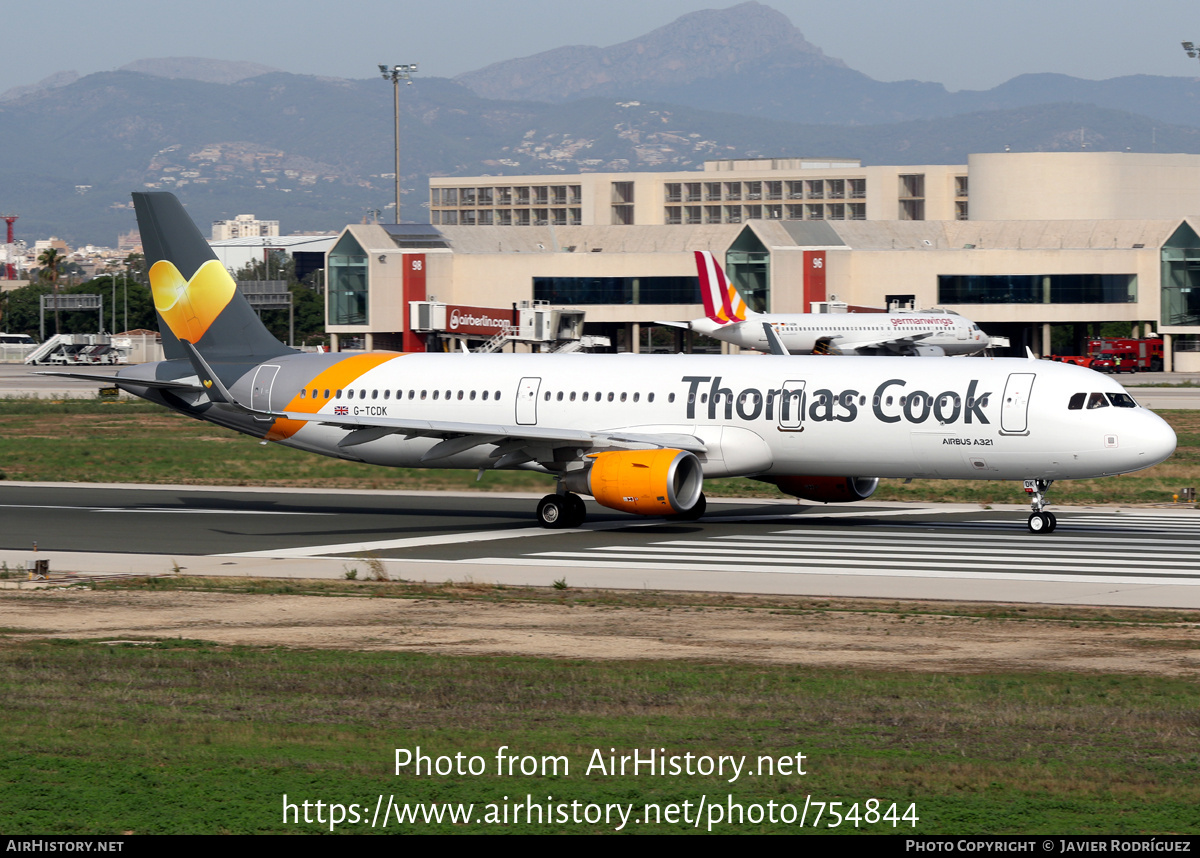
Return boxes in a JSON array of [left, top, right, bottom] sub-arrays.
[[694, 250, 750, 324], [132, 192, 295, 363]]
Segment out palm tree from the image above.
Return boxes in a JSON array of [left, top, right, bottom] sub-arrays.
[[37, 247, 62, 334]]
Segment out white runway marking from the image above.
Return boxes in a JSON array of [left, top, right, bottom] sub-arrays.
[[0, 503, 331, 516], [492, 512, 1200, 585]]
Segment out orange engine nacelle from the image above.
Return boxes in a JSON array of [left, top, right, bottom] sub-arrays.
[[566, 449, 704, 516], [769, 475, 880, 503]]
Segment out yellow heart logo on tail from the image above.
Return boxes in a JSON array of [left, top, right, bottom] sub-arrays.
[[149, 259, 236, 344]]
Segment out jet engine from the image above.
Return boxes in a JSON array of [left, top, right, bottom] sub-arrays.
[[564, 448, 704, 515], [766, 475, 880, 503]]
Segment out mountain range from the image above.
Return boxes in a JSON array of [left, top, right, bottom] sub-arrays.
[[5, 1, 1200, 245]]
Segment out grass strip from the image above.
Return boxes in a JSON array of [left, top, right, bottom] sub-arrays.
[[0, 634, 1198, 834]]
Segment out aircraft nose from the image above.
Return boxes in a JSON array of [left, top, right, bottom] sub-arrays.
[[1137, 412, 1177, 468]]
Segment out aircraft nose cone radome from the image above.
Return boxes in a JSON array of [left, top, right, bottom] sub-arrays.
[[1142, 414, 1178, 468]]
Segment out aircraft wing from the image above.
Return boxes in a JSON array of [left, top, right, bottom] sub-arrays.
[[844, 331, 937, 355], [276, 409, 708, 463], [34, 370, 206, 392], [651, 320, 691, 330]]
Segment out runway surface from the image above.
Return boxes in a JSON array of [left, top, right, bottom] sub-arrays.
[[3, 482, 1200, 609]]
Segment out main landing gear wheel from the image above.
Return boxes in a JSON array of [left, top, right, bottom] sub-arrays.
[[536, 493, 587, 529], [564, 493, 587, 528]]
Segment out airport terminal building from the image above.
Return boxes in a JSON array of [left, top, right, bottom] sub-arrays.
[[326, 152, 1200, 369]]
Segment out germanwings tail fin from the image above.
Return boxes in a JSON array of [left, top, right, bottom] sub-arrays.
[[694, 250, 751, 324], [132, 192, 295, 363]]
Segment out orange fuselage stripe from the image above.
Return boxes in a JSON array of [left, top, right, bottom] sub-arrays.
[[265, 352, 405, 441]]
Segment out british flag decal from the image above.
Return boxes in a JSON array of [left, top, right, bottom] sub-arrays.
[[334, 406, 349, 416]]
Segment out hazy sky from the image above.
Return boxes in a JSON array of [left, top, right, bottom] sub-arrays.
[[5, 0, 1200, 96]]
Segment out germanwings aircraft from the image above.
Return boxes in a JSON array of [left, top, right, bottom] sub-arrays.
[[673, 251, 989, 356], [44, 193, 1175, 534]]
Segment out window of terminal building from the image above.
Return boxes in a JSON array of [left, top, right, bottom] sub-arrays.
[[827, 179, 845, 199], [786, 204, 804, 220], [938, 274, 1137, 305], [849, 178, 866, 199], [478, 187, 494, 206], [1161, 223, 1200, 324], [686, 206, 702, 225], [664, 206, 682, 225], [534, 276, 700, 305], [724, 182, 742, 201], [745, 181, 762, 200], [442, 210, 458, 226], [515, 186, 530, 205], [534, 208, 549, 226], [429, 211, 441, 225], [328, 233, 369, 326], [744, 204, 762, 220], [685, 182, 701, 202], [765, 181, 782, 200], [827, 204, 845, 220], [496, 210, 513, 226], [569, 185, 582, 205], [569, 208, 581, 226], [900, 174, 925, 198], [705, 205, 722, 224], [497, 187, 512, 205], [766, 205, 782, 220], [612, 204, 634, 225], [460, 210, 476, 225], [612, 181, 634, 204], [806, 204, 824, 220], [786, 181, 804, 200], [849, 203, 866, 220], [461, 187, 476, 206], [516, 209, 531, 226], [724, 205, 742, 223], [552, 186, 567, 206], [443, 187, 458, 206], [430, 188, 441, 206], [806, 180, 824, 199], [665, 183, 682, 203], [900, 199, 925, 220], [955, 176, 969, 197], [551, 208, 567, 226], [478, 210, 494, 226], [533, 186, 549, 205], [955, 201, 969, 221], [705, 182, 722, 201]]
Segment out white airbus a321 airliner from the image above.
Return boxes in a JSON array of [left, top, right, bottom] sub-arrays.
[[669, 251, 990, 356], [44, 193, 1176, 534]]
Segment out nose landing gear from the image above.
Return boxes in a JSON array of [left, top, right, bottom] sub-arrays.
[[1023, 479, 1057, 533]]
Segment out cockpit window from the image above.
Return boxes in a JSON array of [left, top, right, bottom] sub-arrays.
[[1087, 392, 1109, 409], [1068, 392, 1086, 410], [1107, 392, 1137, 408]]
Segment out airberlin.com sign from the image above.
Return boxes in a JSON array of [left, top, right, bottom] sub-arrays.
[[446, 306, 513, 336]]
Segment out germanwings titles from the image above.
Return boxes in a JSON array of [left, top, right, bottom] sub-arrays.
[[42, 193, 1176, 534]]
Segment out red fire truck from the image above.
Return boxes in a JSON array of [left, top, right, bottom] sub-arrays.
[[1047, 338, 1164, 373]]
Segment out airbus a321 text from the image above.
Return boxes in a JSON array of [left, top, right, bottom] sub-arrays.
[[664, 251, 990, 356], [42, 193, 1176, 534]]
